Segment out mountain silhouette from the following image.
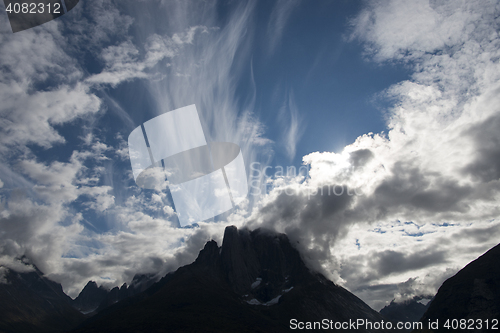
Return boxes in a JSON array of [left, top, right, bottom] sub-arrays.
[[73, 226, 390, 332], [0, 259, 84, 333], [73, 281, 108, 314], [380, 296, 432, 331]]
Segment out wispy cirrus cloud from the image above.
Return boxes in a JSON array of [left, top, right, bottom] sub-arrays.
[[277, 90, 305, 160], [267, 0, 301, 54]]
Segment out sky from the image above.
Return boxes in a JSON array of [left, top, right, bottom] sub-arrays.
[[0, 0, 499, 311]]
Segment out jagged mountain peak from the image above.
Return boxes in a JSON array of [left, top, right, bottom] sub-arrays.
[[379, 296, 432, 330], [194, 239, 219, 264], [73, 281, 108, 314], [74, 225, 389, 333], [217, 226, 305, 301]]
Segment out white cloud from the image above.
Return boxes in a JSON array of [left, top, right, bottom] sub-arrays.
[[244, 0, 500, 309], [349, 0, 485, 63], [0, 256, 35, 274], [86, 26, 209, 87], [163, 205, 175, 216], [0, 192, 84, 275], [62, 0, 134, 51], [0, 18, 101, 154], [80, 186, 115, 212]]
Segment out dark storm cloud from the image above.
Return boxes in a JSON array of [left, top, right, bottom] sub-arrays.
[[373, 249, 447, 276], [462, 111, 500, 182], [299, 186, 354, 222], [338, 246, 447, 289], [258, 185, 354, 228], [248, 185, 355, 267], [352, 283, 400, 310], [370, 162, 472, 214], [344, 256, 457, 310], [450, 222, 500, 244], [396, 277, 418, 299]]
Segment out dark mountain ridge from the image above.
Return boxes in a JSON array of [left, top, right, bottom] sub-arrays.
[[73, 226, 391, 332], [0, 260, 84, 333], [73, 272, 158, 315]]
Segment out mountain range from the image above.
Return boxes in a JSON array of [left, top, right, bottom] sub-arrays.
[[0, 227, 499, 332], [72, 226, 390, 332]]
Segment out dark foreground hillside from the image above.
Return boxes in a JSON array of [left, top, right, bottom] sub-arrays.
[[414, 243, 500, 333], [0, 262, 84, 333]]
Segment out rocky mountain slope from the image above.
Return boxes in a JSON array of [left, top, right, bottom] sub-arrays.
[[72, 281, 108, 314], [380, 296, 432, 331], [414, 242, 500, 332], [73, 273, 157, 315], [0, 261, 85, 333]]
